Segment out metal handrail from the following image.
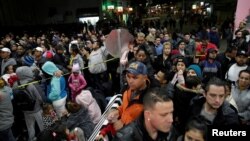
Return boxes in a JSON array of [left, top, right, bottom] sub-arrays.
[[88, 94, 122, 141]]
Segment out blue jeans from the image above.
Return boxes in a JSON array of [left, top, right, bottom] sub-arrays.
[[0, 127, 16, 141]]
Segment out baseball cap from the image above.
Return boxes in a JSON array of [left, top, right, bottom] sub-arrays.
[[35, 47, 43, 52], [173, 55, 188, 66], [207, 48, 218, 53], [0, 47, 11, 53], [236, 50, 248, 57], [124, 61, 148, 75]]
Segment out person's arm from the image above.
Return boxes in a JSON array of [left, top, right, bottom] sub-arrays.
[[68, 75, 75, 91], [99, 124, 113, 136], [49, 78, 61, 100], [77, 75, 87, 91], [238, 103, 250, 123]]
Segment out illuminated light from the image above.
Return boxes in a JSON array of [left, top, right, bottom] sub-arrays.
[[107, 5, 115, 10], [206, 7, 211, 13], [128, 7, 133, 12], [192, 4, 197, 10], [200, 2, 204, 6], [117, 6, 123, 12], [170, 6, 174, 10]]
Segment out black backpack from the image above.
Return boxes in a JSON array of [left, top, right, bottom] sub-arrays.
[[13, 81, 36, 111]]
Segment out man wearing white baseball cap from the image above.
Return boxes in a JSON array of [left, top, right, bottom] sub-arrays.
[[0, 47, 17, 75], [33, 46, 47, 69]]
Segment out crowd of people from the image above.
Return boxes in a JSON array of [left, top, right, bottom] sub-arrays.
[[0, 17, 249, 141]]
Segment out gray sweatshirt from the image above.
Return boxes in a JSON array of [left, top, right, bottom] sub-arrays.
[[0, 91, 14, 131]]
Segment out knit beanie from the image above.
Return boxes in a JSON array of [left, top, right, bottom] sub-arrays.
[[187, 64, 202, 79], [72, 63, 80, 73], [22, 55, 35, 66]]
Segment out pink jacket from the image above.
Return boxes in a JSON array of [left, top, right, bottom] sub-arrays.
[[75, 90, 102, 124], [68, 73, 87, 92]]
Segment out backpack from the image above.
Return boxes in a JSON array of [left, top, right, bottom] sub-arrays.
[[13, 81, 36, 111]]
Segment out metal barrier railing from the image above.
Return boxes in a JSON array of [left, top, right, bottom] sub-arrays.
[[88, 94, 122, 141]]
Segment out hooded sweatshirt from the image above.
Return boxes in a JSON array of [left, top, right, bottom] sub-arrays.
[[42, 61, 67, 101], [75, 90, 101, 124], [0, 91, 14, 131], [14, 66, 43, 113]]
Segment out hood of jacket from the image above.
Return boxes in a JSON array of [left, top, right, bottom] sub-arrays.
[[75, 90, 95, 107], [41, 61, 59, 76], [15, 66, 34, 84]]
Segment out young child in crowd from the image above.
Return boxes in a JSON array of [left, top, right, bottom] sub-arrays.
[[2, 64, 18, 87], [95, 117, 118, 141], [0, 77, 13, 99], [170, 56, 188, 85], [68, 63, 87, 102], [42, 103, 58, 130]]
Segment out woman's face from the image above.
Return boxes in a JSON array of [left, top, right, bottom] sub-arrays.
[[176, 62, 186, 72], [184, 129, 205, 141], [136, 50, 147, 62], [163, 45, 171, 55]]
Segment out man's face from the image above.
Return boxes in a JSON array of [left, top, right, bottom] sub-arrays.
[[0, 51, 10, 59], [187, 69, 197, 77], [236, 31, 242, 38], [235, 55, 248, 66], [86, 40, 93, 49], [238, 72, 250, 88], [164, 34, 170, 40], [184, 35, 190, 41], [126, 73, 147, 91], [204, 85, 226, 109], [17, 46, 25, 55], [155, 38, 161, 45], [178, 42, 186, 50], [136, 36, 145, 45], [229, 49, 237, 58], [154, 71, 166, 84], [208, 51, 217, 59], [148, 101, 174, 133], [34, 50, 42, 57]]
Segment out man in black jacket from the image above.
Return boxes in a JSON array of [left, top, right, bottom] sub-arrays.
[[113, 87, 176, 141], [185, 77, 240, 126]]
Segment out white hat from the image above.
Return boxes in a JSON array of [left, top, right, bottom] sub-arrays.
[[1, 47, 11, 53], [35, 47, 43, 52]]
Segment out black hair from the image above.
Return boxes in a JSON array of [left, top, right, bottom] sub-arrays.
[[177, 40, 186, 46], [143, 87, 172, 110], [4, 64, 16, 74], [238, 69, 250, 77], [225, 45, 237, 53], [205, 77, 226, 93], [71, 44, 80, 54], [185, 76, 202, 89], [185, 116, 208, 141]]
